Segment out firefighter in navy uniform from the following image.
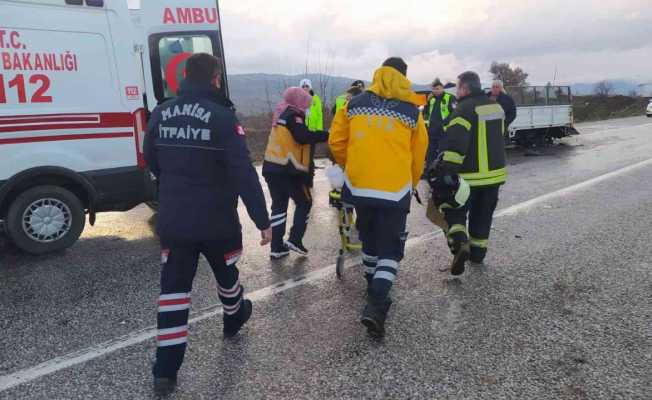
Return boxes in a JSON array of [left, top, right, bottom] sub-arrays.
[[329, 58, 428, 337], [144, 54, 271, 396], [432, 71, 507, 276]]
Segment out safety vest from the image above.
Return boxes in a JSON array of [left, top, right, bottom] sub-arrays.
[[307, 94, 324, 131], [426, 92, 453, 127], [335, 94, 348, 113], [264, 121, 311, 174]]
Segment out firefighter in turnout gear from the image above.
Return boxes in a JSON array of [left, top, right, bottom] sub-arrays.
[[329, 58, 428, 337], [423, 78, 456, 169], [144, 54, 271, 396], [434, 71, 507, 276], [263, 87, 329, 259]]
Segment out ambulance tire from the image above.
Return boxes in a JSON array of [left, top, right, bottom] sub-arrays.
[[6, 185, 86, 255]]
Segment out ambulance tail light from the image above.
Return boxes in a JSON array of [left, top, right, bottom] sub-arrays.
[[133, 109, 147, 169]]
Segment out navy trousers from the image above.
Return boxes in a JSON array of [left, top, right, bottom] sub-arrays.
[[264, 174, 312, 251], [355, 206, 408, 301], [444, 186, 500, 263], [153, 235, 244, 379]]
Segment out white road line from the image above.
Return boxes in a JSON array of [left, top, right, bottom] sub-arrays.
[[580, 122, 652, 136], [2, 157, 652, 392]]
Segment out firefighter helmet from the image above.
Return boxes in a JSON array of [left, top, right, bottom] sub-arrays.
[[429, 174, 470, 209]]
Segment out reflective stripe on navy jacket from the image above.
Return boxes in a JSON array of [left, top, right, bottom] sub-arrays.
[[144, 80, 270, 241], [439, 91, 507, 187]]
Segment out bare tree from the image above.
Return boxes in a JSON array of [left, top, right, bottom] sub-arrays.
[[315, 48, 335, 106], [594, 80, 614, 97], [490, 61, 529, 87], [628, 89, 639, 98], [263, 80, 274, 114]]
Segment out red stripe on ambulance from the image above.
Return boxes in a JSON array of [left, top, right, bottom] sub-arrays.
[[0, 112, 134, 132], [0, 132, 133, 145]]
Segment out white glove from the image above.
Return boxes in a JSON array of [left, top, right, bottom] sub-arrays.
[[326, 164, 345, 190]]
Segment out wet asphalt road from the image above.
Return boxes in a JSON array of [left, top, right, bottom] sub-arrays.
[[1, 116, 651, 399]]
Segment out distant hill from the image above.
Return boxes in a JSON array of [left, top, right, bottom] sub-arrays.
[[571, 80, 651, 96], [227, 73, 361, 116], [227, 73, 650, 115], [227, 73, 431, 116]]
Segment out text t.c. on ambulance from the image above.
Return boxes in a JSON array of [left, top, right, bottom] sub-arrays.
[[0, 0, 230, 254]]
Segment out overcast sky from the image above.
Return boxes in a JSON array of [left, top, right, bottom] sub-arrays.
[[219, 0, 652, 85]]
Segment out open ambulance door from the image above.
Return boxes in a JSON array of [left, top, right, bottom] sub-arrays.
[[124, 0, 229, 111]]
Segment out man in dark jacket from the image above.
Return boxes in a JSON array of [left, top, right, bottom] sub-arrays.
[[423, 78, 456, 171], [144, 53, 271, 396], [489, 79, 517, 128], [434, 71, 507, 276]]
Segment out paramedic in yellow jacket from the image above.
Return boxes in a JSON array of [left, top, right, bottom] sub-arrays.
[[263, 87, 329, 259], [329, 58, 428, 338]]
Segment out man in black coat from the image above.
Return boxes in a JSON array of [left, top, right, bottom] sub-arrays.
[[489, 80, 516, 129]]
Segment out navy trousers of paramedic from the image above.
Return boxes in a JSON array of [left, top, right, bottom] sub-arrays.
[[355, 206, 408, 301], [443, 186, 500, 263], [264, 174, 312, 251], [153, 235, 244, 379]]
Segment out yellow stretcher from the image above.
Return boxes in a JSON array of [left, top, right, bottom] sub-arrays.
[[328, 189, 361, 279]]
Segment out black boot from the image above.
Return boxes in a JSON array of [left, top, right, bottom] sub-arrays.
[[470, 246, 487, 267], [285, 239, 308, 256], [224, 299, 253, 338], [270, 244, 290, 260], [451, 243, 469, 276], [153, 377, 177, 397], [361, 297, 392, 338], [447, 232, 469, 276]]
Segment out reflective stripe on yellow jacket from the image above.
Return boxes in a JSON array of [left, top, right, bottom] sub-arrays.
[[329, 66, 428, 209], [264, 124, 311, 173]]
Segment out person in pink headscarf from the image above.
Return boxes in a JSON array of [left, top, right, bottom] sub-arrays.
[[262, 87, 329, 259]]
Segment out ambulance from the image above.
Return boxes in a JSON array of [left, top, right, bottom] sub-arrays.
[[0, 0, 229, 254]]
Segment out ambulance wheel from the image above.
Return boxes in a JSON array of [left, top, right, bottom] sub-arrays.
[[6, 185, 86, 255], [336, 255, 345, 280]]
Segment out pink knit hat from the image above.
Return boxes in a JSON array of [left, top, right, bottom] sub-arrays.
[[272, 87, 313, 126]]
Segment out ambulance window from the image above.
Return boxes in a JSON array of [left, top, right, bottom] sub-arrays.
[[157, 34, 213, 98], [149, 31, 225, 103]]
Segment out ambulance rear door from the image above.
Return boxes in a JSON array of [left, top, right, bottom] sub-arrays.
[[125, 0, 229, 112]]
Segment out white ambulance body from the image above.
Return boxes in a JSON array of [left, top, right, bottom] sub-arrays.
[[0, 0, 229, 254]]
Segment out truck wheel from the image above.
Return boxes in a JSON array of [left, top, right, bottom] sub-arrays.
[[5, 186, 86, 255]]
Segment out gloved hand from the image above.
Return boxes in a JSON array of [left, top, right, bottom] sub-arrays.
[[426, 153, 460, 188]]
